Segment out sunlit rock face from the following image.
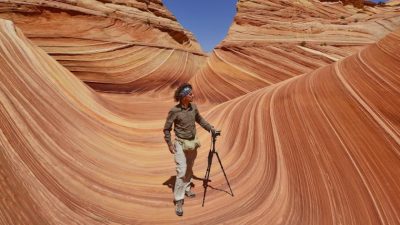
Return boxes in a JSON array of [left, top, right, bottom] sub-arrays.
[[192, 0, 400, 103], [207, 29, 400, 225], [387, 0, 400, 6], [1, 17, 400, 224], [0, 0, 206, 94]]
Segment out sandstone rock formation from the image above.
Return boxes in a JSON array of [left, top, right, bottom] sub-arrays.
[[192, 0, 400, 103], [2, 0, 399, 99], [387, 0, 400, 6], [1, 18, 400, 224], [1, 0, 400, 224], [0, 0, 207, 93]]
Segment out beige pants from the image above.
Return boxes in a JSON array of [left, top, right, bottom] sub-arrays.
[[174, 140, 198, 201]]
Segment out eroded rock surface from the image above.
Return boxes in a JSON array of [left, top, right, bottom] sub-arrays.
[[1, 18, 400, 224], [1, 0, 400, 224], [192, 0, 400, 103], [0, 0, 206, 93]]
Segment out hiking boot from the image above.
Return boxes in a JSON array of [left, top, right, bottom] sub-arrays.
[[185, 190, 196, 198], [175, 200, 183, 216]]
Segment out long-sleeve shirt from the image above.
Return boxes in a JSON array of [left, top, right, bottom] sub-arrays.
[[163, 103, 212, 146]]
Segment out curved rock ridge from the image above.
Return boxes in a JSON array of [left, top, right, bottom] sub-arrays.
[[206, 28, 400, 224], [0, 19, 184, 224], [387, 0, 400, 6], [1, 0, 399, 98], [0, 0, 206, 93], [192, 0, 400, 103], [1, 18, 400, 224]]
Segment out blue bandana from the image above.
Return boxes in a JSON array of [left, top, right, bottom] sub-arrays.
[[180, 86, 192, 98]]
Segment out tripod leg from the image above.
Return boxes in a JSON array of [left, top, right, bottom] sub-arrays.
[[215, 151, 234, 196], [202, 150, 213, 207]]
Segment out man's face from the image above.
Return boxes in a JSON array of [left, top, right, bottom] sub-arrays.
[[182, 91, 194, 102]]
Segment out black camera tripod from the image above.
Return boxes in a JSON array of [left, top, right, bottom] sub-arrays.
[[202, 130, 234, 207]]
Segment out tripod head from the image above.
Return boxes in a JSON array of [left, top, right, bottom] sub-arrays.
[[212, 129, 221, 139]]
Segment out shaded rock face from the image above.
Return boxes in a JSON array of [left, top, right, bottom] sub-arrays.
[[320, 0, 364, 8], [1, 18, 400, 224], [0, 0, 206, 94], [191, 0, 400, 103], [343, 0, 364, 8]]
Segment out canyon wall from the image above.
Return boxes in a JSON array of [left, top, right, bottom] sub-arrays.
[[0, 0, 206, 94], [1, 0, 400, 224], [192, 0, 400, 103]]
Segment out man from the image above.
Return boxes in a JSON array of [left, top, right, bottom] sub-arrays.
[[163, 83, 215, 216]]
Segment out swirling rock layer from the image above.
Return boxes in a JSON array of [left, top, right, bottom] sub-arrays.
[[1, 17, 400, 224], [0, 0, 206, 93], [1, 0, 400, 224], [192, 0, 400, 103], [1, 0, 399, 99]]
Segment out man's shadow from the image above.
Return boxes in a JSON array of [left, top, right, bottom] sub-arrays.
[[162, 175, 231, 196], [162, 176, 177, 192], [162, 174, 205, 193]]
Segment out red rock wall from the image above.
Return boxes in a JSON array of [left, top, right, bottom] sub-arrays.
[[0, 0, 207, 93], [1, 0, 399, 98], [1, 1, 400, 224], [1, 18, 400, 224], [321, 0, 365, 8], [192, 0, 400, 103]]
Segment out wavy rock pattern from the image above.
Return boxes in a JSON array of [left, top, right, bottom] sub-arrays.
[[387, 0, 400, 6], [1, 0, 399, 99], [0, 0, 206, 93], [207, 30, 400, 224], [192, 0, 400, 103], [1, 15, 400, 224]]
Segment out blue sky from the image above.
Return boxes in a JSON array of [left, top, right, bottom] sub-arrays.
[[163, 0, 387, 52], [163, 0, 237, 53]]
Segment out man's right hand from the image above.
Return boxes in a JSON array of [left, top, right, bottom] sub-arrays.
[[168, 144, 175, 154], [211, 127, 216, 135]]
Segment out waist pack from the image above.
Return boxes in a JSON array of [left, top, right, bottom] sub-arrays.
[[176, 137, 201, 151]]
